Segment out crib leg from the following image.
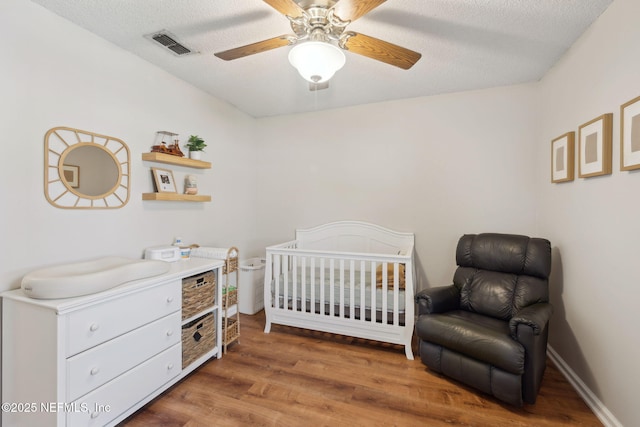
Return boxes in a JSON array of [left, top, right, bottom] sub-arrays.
[[405, 343, 414, 360], [264, 313, 272, 333]]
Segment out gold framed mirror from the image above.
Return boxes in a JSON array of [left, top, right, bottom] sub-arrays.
[[44, 126, 130, 209]]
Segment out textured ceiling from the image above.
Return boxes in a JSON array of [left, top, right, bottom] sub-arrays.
[[30, 0, 612, 118]]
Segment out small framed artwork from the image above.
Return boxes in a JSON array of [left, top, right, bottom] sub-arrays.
[[151, 167, 177, 193], [620, 95, 640, 171], [62, 164, 80, 188], [578, 113, 613, 178], [551, 132, 575, 183]]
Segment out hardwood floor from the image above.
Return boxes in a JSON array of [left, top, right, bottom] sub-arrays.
[[120, 311, 602, 427]]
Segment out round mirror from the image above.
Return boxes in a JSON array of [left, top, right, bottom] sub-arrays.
[[59, 144, 120, 197], [45, 127, 131, 209]]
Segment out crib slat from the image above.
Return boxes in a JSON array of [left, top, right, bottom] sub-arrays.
[[329, 259, 335, 317], [370, 261, 377, 324], [283, 255, 289, 311], [320, 258, 325, 316], [274, 254, 281, 310], [300, 256, 306, 312], [382, 262, 388, 325], [393, 262, 399, 326], [292, 255, 298, 312], [339, 259, 345, 318], [310, 257, 316, 314], [349, 260, 355, 320], [360, 261, 366, 323]]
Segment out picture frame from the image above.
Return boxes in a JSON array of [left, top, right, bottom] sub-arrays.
[[62, 164, 79, 188], [620, 95, 640, 171], [578, 113, 612, 178], [151, 167, 177, 193], [551, 132, 575, 183]]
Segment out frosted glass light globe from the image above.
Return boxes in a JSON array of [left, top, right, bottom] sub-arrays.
[[288, 41, 346, 83]]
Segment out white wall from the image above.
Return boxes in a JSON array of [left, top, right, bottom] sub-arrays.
[[536, 0, 640, 426], [0, 0, 258, 292], [254, 84, 539, 289]]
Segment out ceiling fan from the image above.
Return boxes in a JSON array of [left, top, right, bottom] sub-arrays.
[[214, 0, 421, 84]]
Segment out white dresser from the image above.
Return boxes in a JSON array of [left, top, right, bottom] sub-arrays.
[[2, 257, 224, 427]]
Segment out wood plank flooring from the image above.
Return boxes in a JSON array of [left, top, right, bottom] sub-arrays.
[[120, 311, 602, 426]]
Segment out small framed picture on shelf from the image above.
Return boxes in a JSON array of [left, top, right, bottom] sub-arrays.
[[151, 167, 177, 193]]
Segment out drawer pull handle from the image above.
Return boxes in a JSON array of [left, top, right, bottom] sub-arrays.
[[89, 323, 100, 332], [167, 363, 174, 371], [166, 330, 174, 337], [166, 296, 174, 303], [90, 367, 100, 376]]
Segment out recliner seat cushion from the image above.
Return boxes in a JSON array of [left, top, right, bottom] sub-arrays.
[[416, 310, 524, 374]]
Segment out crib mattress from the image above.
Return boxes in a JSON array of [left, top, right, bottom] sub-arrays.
[[271, 268, 406, 313]]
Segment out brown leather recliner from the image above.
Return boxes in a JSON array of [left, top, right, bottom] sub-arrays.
[[415, 233, 552, 406]]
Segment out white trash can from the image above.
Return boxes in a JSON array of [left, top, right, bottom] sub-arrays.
[[238, 257, 266, 315]]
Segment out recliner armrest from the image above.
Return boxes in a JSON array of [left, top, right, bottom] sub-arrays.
[[509, 303, 553, 339], [415, 285, 460, 315]]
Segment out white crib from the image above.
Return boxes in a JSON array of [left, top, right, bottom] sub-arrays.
[[263, 221, 415, 359]]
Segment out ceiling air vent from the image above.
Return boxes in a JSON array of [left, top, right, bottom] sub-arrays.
[[146, 30, 197, 56]]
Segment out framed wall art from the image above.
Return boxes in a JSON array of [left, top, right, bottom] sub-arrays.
[[151, 167, 177, 193], [620, 95, 640, 171], [578, 113, 612, 178], [551, 132, 575, 183]]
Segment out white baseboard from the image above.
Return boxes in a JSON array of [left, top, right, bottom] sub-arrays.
[[547, 346, 622, 427]]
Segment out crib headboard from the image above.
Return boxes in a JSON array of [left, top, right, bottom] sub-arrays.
[[295, 221, 414, 256]]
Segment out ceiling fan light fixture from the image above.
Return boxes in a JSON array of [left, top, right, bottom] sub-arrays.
[[288, 41, 346, 84]]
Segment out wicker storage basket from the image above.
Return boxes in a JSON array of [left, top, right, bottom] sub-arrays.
[[222, 317, 240, 345], [222, 286, 237, 309], [182, 271, 216, 320], [182, 312, 216, 368]]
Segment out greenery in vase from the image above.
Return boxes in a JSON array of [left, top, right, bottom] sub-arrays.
[[186, 135, 207, 152]]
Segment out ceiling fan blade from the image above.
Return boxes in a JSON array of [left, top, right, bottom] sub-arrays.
[[262, 0, 305, 18], [214, 36, 293, 61], [342, 32, 421, 70], [332, 0, 387, 22]]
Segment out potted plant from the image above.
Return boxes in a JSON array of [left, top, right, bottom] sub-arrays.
[[185, 135, 207, 160]]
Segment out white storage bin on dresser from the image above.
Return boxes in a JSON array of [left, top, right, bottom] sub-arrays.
[[2, 257, 224, 427]]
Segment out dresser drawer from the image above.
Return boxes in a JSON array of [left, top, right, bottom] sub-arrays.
[[65, 280, 181, 356], [66, 311, 181, 402], [66, 344, 181, 427]]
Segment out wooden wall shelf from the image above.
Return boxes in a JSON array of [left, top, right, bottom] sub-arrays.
[[142, 152, 211, 169], [142, 193, 212, 202], [142, 151, 212, 202]]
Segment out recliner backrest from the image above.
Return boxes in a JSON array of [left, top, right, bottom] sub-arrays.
[[453, 233, 551, 320]]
